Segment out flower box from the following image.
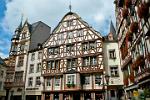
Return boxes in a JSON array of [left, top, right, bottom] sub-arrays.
[[130, 22, 138, 33], [125, 0, 132, 8]]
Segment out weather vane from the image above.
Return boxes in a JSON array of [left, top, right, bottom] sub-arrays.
[[69, 0, 72, 12]]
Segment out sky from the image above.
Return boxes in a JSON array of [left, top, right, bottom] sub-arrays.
[[0, 0, 116, 58]]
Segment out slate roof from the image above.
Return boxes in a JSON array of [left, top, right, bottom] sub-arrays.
[[103, 21, 117, 42], [29, 21, 51, 51], [0, 57, 6, 66]]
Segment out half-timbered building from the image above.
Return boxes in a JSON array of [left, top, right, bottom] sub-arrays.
[[4, 20, 51, 100], [42, 12, 104, 100], [115, 0, 150, 99]]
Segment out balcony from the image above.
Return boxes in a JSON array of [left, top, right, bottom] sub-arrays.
[[135, 67, 150, 81]]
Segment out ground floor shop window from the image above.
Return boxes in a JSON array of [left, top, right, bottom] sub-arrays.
[[54, 93, 59, 100], [84, 93, 91, 100], [95, 92, 104, 100], [45, 93, 50, 100]]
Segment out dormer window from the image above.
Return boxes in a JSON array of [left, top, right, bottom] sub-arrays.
[[67, 20, 73, 27]]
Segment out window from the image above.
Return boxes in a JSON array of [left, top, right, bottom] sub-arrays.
[[67, 59, 77, 70], [47, 60, 60, 69], [84, 76, 90, 85], [31, 53, 35, 61], [18, 56, 24, 67], [110, 90, 115, 97], [28, 77, 33, 87], [95, 75, 102, 85], [20, 44, 25, 51], [21, 33, 26, 39], [67, 75, 75, 84], [82, 42, 88, 51], [38, 52, 42, 59], [77, 30, 83, 37], [11, 45, 17, 52], [109, 49, 116, 59], [35, 77, 40, 86], [110, 66, 119, 77], [90, 56, 97, 65], [82, 41, 96, 51], [55, 77, 60, 86], [89, 41, 96, 50], [29, 64, 34, 73], [68, 32, 73, 39], [36, 63, 41, 72], [83, 56, 97, 66], [67, 20, 73, 27], [48, 47, 59, 55], [0, 70, 4, 78], [46, 78, 51, 86], [83, 57, 90, 66], [14, 72, 23, 83], [66, 44, 74, 53]]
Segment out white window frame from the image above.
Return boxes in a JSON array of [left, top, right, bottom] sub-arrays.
[[55, 78, 60, 86]]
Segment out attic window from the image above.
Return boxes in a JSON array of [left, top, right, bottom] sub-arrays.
[[67, 20, 73, 27]]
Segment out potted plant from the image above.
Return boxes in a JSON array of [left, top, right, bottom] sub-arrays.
[[66, 83, 71, 88], [70, 83, 75, 87], [125, 0, 132, 8]]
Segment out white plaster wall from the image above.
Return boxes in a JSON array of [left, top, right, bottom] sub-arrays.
[[25, 50, 43, 94], [103, 42, 123, 85]]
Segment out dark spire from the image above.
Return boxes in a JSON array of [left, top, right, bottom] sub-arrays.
[[109, 20, 117, 40], [69, 0, 72, 12]]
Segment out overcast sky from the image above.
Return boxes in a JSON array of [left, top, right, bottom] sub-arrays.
[[0, 0, 116, 58]]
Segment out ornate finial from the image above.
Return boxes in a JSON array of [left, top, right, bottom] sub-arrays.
[[69, 0, 72, 12]]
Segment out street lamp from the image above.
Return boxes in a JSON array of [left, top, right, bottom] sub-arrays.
[[105, 74, 110, 100]]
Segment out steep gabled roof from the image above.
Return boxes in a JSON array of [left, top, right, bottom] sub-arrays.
[[103, 21, 117, 42], [109, 21, 117, 40]]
